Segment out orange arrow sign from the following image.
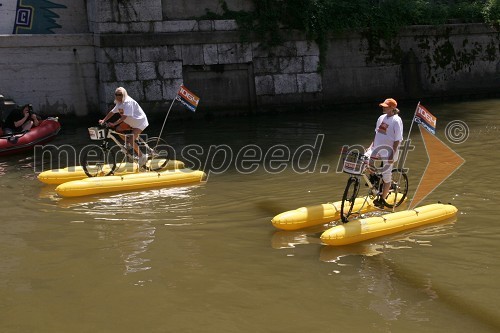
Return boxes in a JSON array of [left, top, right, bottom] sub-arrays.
[[409, 124, 465, 209]]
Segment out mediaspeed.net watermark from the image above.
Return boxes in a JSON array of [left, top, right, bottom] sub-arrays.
[[34, 134, 330, 181], [33, 119, 470, 185]]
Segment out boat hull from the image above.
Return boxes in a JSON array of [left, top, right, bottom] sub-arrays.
[[0, 118, 61, 156]]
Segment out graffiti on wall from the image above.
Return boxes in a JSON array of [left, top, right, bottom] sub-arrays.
[[0, 0, 66, 34]]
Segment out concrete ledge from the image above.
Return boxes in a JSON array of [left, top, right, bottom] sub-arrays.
[[155, 20, 199, 33], [398, 23, 499, 37], [98, 29, 308, 47], [0, 34, 94, 48], [99, 31, 243, 47], [214, 20, 238, 31]]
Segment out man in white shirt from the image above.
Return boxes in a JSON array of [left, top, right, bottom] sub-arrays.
[[368, 98, 403, 207]]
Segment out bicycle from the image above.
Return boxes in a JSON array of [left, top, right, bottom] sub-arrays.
[[340, 149, 409, 223], [80, 124, 170, 177]]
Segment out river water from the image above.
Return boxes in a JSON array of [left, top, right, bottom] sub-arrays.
[[0, 98, 499, 332]]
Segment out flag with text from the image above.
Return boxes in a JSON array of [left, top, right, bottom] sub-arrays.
[[414, 104, 436, 135], [176, 85, 200, 112]]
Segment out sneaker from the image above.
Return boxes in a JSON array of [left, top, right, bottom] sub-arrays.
[[138, 154, 148, 167], [373, 198, 386, 209]]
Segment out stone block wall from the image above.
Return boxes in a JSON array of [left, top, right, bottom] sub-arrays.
[[321, 24, 500, 103], [93, 18, 324, 113], [87, 1, 324, 112]]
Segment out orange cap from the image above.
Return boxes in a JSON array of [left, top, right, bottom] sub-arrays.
[[379, 98, 397, 108]]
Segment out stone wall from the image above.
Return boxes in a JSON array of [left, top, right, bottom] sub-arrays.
[[320, 24, 500, 102], [91, 17, 500, 115], [95, 24, 323, 113]]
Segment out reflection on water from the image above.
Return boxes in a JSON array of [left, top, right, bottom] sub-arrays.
[[270, 206, 453, 253], [45, 186, 203, 275], [271, 217, 458, 265], [271, 229, 323, 249], [0, 161, 6, 176], [0, 157, 36, 178], [318, 219, 457, 264], [361, 256, 406, 322], [104, 220, 156, 275], [40, 184, 202, 213]]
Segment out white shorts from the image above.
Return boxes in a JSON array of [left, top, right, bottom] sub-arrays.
[[365, 148, 395, 183], [368, 158, 393, 183], [124, 117, 148, 131], [381, 160, 394, 183]]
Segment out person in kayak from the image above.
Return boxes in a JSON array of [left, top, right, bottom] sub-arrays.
[[366, 98, 403, 208], [99, 87, 150, 166], [3, 104, 40, 134]]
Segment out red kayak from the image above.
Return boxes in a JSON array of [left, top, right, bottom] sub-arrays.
[[0, 118, 61, 156]]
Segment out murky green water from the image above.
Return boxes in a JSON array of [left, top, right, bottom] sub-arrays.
[[1, 98, 499, 332]]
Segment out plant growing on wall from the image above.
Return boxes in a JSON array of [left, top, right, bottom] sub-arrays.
[[207, 0, 499, 65], [483, 0, 500, 25]]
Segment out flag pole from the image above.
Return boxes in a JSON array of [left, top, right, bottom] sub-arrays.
[[156, 87, 180, 145], [405, 101, 420, 144], [392, 101, 420, 212], [398, 101, 420, 169]]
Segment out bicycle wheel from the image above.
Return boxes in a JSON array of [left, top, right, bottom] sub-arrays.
[[144, 137, 170, 171], [81, 143, 116, 177], [384, 169, 409, 208], [340, 176, 360, 223]]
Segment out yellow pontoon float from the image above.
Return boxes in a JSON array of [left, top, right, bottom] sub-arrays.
[[55, 168, 205, 197], [320, 203, 457, 246], [38, 160, 184, 185], [272, 198, 377, 231], [272, 193, 403, 231]]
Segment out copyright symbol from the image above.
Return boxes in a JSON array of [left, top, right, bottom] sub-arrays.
[[445, 120, 469, 144]]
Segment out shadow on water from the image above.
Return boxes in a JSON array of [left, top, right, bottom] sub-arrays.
[[322, 248, 500, 331], [254, 199, 290, 217], [377, 253, 500, 331]]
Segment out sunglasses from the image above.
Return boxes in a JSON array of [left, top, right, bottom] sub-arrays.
[[115, 93, 123, 96]]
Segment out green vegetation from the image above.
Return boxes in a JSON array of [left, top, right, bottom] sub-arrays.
[[483, 0, 500, 25], [205, 0, 499, 63]]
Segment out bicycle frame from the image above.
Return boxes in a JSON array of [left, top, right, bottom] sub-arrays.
[[89, 126, 150, 159], [340, 150, 408, 222], [347, 169, 382, 214], [83, 125, 170, 177]]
